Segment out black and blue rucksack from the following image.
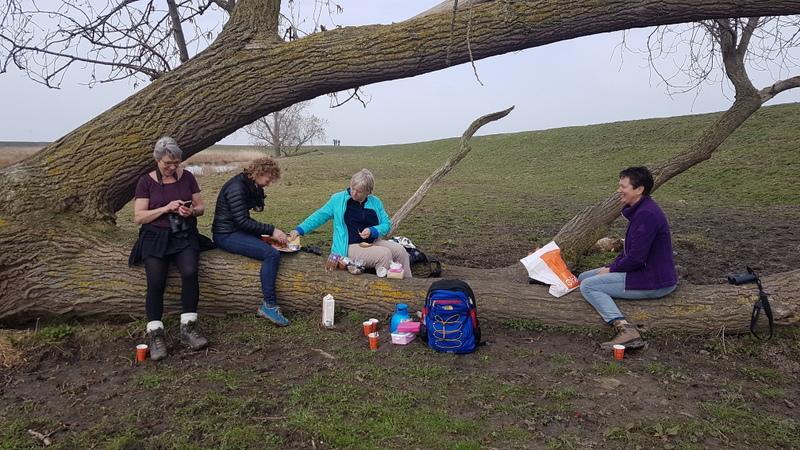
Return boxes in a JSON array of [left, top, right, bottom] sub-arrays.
[[421, 279, 481, 354], [391, 236, 442, 278]]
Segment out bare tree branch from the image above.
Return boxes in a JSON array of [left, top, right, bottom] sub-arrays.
[[166, 0, 190, 63], [760, 74, 800, 101], [328, 87, 370, 109], [0, 0, 228, 86], [390, 106, 514, 235]]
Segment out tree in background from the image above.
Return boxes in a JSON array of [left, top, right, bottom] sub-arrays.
[[244, 101, 327, 157]]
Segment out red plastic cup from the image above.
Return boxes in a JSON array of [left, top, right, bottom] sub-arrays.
[[362, 321, 372, 336], [136, 344, 149, 362], [368, 332, 379, 350], [613, 344, 625, 361]]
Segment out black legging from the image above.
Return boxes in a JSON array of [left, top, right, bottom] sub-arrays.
[[144, 247, 200, 321]]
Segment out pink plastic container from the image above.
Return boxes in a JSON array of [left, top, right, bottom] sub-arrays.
[[396, 321, 421, 334], [386, 269, 404, 279], [391, 332, 415, 345]]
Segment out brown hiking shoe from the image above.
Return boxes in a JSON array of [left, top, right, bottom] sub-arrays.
[[148, 328, 168, 361], [600, 320, 644, 350], [180, 321, 209, 351]]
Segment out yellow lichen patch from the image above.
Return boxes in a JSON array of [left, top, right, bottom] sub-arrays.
[[735, 294, 759, 306], [0, 217, 7, 227], [661, 304, 714, 318], [242, 261, 262, 271], [0, 330, 27, 369], [629, 311, 653, 323], [370, 281, 422, 303]]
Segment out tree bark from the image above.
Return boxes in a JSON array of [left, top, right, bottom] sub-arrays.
[[1, 221, 797, 333], [3, 0, 800, 329]]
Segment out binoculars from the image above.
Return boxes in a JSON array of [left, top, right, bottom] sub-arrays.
[[167, 213, 191, 235], [727, 272, 758, 285]]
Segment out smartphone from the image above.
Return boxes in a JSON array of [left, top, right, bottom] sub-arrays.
[[182, 200, 193, 208]]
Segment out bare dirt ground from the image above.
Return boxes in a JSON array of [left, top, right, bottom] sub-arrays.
[[1, 205, 799, 448], [1, 313, 798, 448]]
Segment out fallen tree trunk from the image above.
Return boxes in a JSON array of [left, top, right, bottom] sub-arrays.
[[1, 219, 797, 333]]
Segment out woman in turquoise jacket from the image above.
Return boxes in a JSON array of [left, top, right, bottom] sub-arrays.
[[289, 169, 411, 278]]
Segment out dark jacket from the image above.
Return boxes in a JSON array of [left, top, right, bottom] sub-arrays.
[[608, 195, 678, 290], [212, 173, 275, 236]]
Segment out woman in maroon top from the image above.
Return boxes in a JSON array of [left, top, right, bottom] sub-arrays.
[[128, 137, 208, 361]]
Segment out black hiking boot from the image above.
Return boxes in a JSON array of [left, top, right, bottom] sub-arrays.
[[180, 321, 209, 351]]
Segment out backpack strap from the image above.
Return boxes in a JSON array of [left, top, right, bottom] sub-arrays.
[[428, 258, 442, 278], [750, 289, 774, 340]]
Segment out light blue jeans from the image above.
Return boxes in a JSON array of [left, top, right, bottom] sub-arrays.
[[578, 268, 676, 324]]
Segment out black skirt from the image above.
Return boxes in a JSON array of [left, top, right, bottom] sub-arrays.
[[128, 223, 200, 266]]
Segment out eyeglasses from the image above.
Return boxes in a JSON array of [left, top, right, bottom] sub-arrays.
[[159, 159, 181, 168]]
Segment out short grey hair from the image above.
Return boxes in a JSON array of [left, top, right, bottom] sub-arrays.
[[350, 169, 374, 194], [153, 136, 183, 161]]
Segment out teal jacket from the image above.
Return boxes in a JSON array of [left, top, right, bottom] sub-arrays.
[[294, 189, 392, 257]]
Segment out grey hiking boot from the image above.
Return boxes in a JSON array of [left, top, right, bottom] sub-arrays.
[[600, 320, 644, 350], [180, 321, 209, 351], [148, 328, 168, 361]]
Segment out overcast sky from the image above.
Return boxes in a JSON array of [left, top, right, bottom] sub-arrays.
[[1, 1, 798, 146]]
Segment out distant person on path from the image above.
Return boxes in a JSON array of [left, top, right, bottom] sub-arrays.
[[212, 158, 291, 326], [129, 137, 208, 361], [578, 166, 677, 350], [289, 169, 411, 278]]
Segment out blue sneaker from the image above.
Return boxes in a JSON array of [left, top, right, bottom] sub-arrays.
[[257, 303, 290, 327]]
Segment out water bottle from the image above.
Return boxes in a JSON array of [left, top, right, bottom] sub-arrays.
[[390, 303, 411, 333]]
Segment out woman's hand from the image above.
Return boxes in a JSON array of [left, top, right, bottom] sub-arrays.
[[359, 228, 372, 239], [288, 230, 300, 241], [598, 267, 611, 275], [177, 203, 193, 218], [164, 200, 183, 213], [272, 228, 288, 245]]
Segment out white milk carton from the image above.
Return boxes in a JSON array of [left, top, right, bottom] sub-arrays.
[[322, 294, 335, 328]]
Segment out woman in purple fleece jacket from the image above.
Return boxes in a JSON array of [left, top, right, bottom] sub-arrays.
[[578, 166, 678, 350]]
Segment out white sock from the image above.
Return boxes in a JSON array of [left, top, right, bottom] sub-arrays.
[[146, 320, 164, 332], [181, 312, 198, 324]]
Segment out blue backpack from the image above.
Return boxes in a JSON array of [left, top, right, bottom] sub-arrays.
[[421, 279, 481, 353]]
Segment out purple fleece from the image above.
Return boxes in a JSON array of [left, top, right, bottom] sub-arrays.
[[608, 196, 678, 290]]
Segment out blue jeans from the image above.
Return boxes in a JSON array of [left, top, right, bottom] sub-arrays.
[[578, 268, 676, 324], [213, 231, 281, 305]]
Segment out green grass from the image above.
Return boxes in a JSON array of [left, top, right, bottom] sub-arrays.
[[740, 366, 784, 383], [592, 362, 627, 376], [33, 324, 75, 344], [114, 102, 800, 269], [645, 362, 686, 381]]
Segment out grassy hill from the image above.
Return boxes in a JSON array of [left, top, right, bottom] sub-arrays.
[[115, 102, 800, 278]]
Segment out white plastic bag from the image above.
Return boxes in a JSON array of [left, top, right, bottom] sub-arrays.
[[519, 241, 580, 297]]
